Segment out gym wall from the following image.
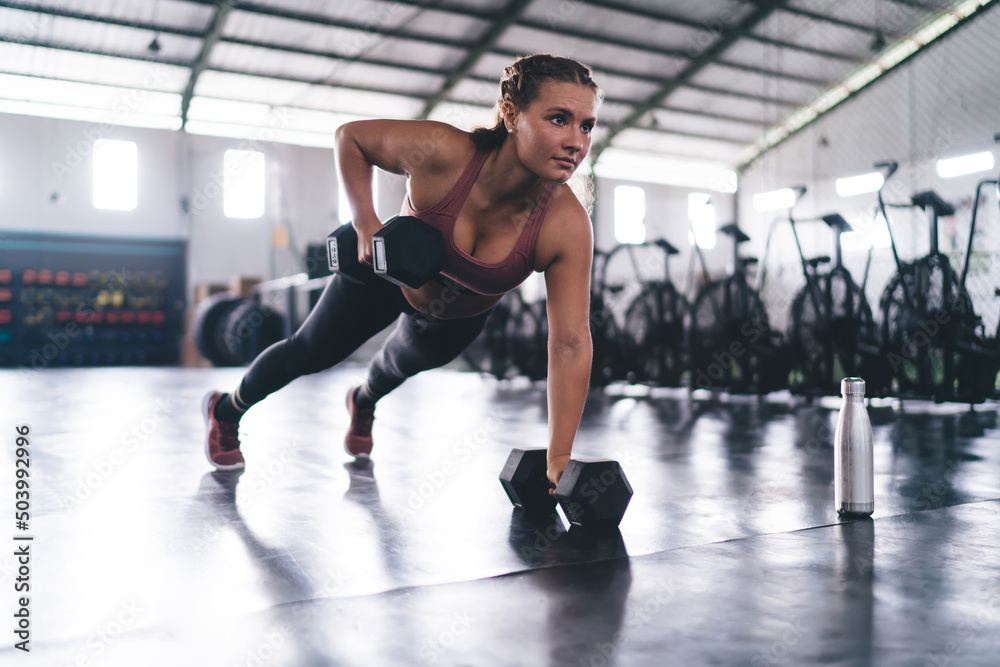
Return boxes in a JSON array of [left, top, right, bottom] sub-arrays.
[[739, 2, 1000, 335]]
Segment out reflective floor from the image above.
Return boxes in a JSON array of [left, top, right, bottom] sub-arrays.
[[3, 365, 1000, 666]]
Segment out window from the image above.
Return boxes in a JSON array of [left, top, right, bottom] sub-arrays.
[[614, 185, 645, 244], [223, 150, 265, 219], [93, 140, 137, 211], [688, 193, 716, 249], [338, 174, 379, 225]]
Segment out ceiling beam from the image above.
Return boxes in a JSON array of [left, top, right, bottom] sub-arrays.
[[418, 0, 531, 120], [590, 0, 790, 162], [0, 34, 190, 67], [180, 0, 234, 129], [197, 0, 473, 51], [0, 1, 206, 38]]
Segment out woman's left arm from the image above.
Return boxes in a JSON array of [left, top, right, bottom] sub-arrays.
[[541, 204, 594, 488]]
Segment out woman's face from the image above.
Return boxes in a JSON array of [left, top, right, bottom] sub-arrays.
[[506, 80, 598, 184]]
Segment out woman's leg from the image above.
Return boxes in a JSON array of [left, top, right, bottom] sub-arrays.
[[360, 308, 494, 403], [217, 273, 407, 422]]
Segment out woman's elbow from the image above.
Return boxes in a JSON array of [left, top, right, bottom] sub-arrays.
[[550, 330, 592, 363]]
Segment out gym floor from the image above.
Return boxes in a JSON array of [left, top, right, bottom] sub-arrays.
[[6, 365, 1000, 666]]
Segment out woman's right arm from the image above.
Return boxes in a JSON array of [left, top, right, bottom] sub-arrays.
[[334, 119, 461, 265]]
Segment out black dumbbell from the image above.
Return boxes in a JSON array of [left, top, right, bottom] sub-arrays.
[[327, 216, 442, 289], [326, 223, 369, 285], [499, 448, 633, 529]]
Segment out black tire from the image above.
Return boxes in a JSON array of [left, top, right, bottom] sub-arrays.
[[190, 292, 243, 367], [222, 300, 286, 366]]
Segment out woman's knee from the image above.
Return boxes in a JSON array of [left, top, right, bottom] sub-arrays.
[[287, 333, 343, 376]]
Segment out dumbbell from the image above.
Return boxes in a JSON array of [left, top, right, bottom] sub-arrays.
[[499, 448, 633, 529], [327, 216, 442, 289]]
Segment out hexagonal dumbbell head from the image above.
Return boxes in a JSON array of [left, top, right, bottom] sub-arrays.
[[554, 459, 633, 529], [372, 215, 442, 289], [499, 448, 557, 514], [326, 223, 368, 284]]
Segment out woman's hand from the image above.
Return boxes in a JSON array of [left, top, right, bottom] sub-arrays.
[[354, 215, 381, 267], [547, 453, 571, 494]]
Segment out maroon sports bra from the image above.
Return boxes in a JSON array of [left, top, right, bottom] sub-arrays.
[[401, 148, 554, 297]]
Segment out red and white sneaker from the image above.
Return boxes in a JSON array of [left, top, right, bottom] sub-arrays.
[[344, 387, 375, 458], [202, 391, 245, 471]]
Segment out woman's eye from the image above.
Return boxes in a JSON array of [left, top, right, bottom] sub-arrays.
[[582, 123, 594, 134], [551, 115, 565, 125]]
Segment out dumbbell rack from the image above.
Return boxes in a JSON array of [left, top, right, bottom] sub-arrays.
[[0, 232, 186, 367]]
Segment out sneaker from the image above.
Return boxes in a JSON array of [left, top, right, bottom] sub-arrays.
[[344, 387, 375, 457], [202, 391, 246, 471]]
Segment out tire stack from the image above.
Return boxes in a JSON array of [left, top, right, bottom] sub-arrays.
[[189, 292, 285, 367]]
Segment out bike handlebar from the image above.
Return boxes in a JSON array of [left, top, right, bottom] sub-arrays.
[[874, 160, 898, 179]]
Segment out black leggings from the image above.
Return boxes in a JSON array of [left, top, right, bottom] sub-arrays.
[[233, 271, 491, 410]]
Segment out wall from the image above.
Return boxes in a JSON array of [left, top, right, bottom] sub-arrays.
[[0, 112, 352, 301]]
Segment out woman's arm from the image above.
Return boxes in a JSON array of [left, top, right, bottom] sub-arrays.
[[540, 200, 594, 488], [333, 119, 462, 264]]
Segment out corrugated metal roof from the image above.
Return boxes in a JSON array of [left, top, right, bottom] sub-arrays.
[[0, 0, 994, 174]]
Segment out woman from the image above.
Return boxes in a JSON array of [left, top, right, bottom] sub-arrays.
[[204, 53, 600, 490]]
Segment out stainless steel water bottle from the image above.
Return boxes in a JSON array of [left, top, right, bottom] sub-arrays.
[[834, 377, 874, 516]]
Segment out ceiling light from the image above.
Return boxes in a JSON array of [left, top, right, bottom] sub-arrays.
[[936, 151, 995, 178], [836, 172, 884, 197], [752, 188, 798, 211]]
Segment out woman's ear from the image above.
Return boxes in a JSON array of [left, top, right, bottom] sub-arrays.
[[501, 101, 517, 133]]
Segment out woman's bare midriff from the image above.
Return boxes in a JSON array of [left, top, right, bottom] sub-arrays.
[[401, 280, 504, 320]]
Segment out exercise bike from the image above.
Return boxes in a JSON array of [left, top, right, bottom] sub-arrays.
[[782, 189, 890, 397], [688, 223, 788, 394], [875, 160, 991, 403]]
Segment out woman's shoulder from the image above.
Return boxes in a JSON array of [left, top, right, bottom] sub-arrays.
[[533, 183, 593, 271], [544, 183, 590, 229], [405, 121, 479, 172]]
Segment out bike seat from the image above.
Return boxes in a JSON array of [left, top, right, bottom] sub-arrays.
[[807, 256, 831, 268], [652, 239, 680, 255], [739, 257, 759, 268], [911, 191, 955, 217], [718, 223, 751, 244], [822, 214, 852, 233]]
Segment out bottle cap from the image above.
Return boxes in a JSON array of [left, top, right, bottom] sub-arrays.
[[841, 377, 866, 396]]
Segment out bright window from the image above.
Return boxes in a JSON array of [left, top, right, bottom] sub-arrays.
[[688, 193, 716, 249], [614, 185, 645, 244], [223, 150, 265, 219], [93, 140, 137, 211]]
